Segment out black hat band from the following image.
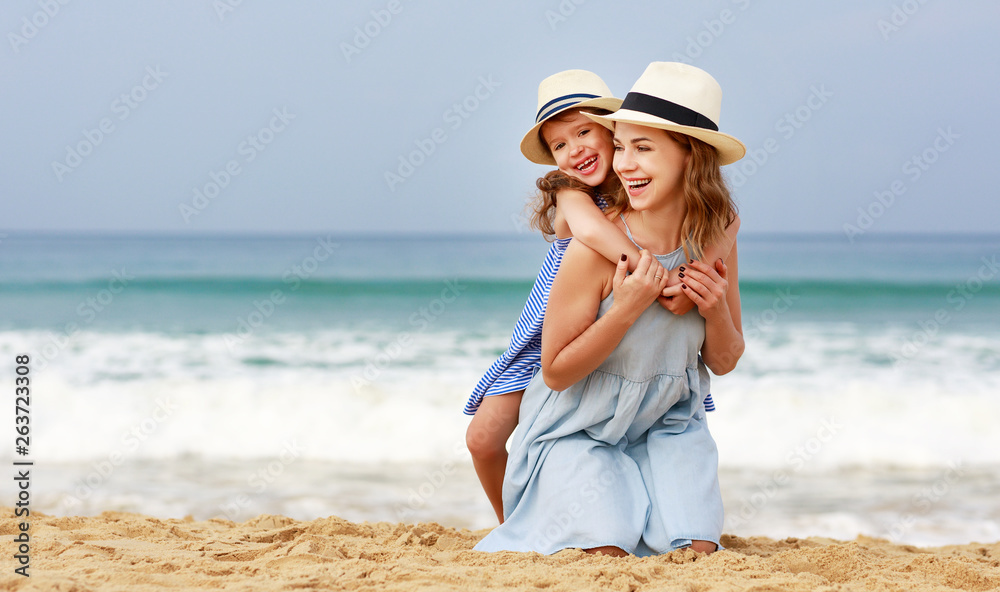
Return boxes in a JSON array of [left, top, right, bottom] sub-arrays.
[[619, 92, 718, 132]]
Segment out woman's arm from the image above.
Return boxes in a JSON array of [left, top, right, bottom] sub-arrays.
[[541, 246, 667, 391], [679, 239, 744, 375], [555, 189, 642, 271]]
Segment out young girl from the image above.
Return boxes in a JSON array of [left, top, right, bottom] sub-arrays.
[[475, 61, 745, 556], [464, 70, 734, 523]]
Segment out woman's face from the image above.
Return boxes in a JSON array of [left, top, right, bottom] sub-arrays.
[[540, 110, 615, 187], [613, 123, 689, 211]]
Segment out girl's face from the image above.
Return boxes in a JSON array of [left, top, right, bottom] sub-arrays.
[[613, 123, 689, 211], [540, 110, 615, 187]]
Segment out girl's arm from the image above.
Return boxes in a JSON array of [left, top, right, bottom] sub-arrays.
[[555, 189, 642, 271], [541, 246, 666, 391], [703, 214, 740, 265], [679, 239, 744, 375]]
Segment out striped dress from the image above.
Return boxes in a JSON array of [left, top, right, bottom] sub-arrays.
[[464, 236, 572, 415], [464, 204, 716, 416]]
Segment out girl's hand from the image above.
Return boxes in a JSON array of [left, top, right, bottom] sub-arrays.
[[611, 251, 668, 319], [657, 270, 697, 315], [679, 259, 730, 321]]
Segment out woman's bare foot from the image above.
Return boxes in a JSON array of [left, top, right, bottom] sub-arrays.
[[689, 540, 717, 554], [585, 546, 628, 557]]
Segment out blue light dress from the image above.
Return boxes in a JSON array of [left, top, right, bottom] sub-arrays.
[[473, 238, 724, 556]]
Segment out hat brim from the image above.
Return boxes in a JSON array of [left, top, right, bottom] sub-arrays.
[[584, 109, 746, 166], [520, 97, 623, 165]]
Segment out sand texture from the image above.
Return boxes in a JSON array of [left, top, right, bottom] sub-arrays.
[[2, 510, 999, 591]]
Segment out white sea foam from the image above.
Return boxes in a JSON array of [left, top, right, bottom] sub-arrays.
[[5, 323, 998, 546], [2, 324, 998, 473]]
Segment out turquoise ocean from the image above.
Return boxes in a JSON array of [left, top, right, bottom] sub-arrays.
[[2, 232, 999, 546]]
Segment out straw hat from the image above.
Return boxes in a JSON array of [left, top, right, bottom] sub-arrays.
[[586, 62, 745, 165], [520, 69, 623, 165]]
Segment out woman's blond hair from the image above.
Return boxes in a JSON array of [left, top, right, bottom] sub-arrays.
[[605, 130, 737, 260]]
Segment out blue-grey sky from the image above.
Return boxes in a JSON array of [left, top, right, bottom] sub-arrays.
[[2, 0, 997, 235]]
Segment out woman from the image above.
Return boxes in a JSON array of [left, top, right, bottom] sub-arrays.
[[474, 62, 745, 557]]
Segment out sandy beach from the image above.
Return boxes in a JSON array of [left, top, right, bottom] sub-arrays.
[[3, 509, 998, 591]]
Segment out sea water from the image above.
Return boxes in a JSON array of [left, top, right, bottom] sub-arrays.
[[1, 232, 998, 546]]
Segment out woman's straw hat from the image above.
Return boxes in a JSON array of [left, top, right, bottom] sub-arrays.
[[521, 69, 623, 165], [586, 62, 745, 165]]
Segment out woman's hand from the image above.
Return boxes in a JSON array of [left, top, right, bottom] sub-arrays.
[[611, 250, 668, 321], [656, 269, 697, 315], [678, 258, 731, 322]]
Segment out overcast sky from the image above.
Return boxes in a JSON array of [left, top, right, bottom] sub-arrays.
[[2, 1, 997, 236]]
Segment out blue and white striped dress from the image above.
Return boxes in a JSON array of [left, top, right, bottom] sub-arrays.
[[463, 203, 716, 416], [464, 236, 571, 415]]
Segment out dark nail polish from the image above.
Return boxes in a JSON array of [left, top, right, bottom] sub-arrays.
[[679, 266, 685, 271], [689, 259, 694, 264], [678, 272, 685, 278], [682, 284, 688, 289], [621, 254, 627, 261]]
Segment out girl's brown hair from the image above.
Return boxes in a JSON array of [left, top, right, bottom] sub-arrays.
[[605, 130, 737, 260], [529, 170, 596, 239]]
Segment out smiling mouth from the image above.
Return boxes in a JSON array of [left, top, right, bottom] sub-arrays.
[[575, 155, 598, 174], [625, 178, 650, 193]]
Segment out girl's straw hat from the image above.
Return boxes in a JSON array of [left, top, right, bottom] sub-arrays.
[[586, 62, 745, 165], [520, 69, 623, 165]]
